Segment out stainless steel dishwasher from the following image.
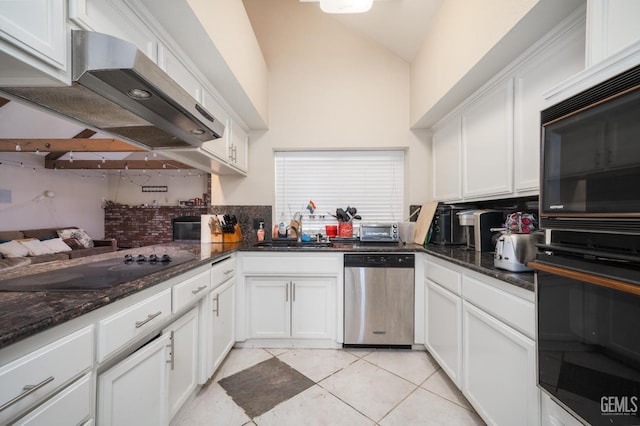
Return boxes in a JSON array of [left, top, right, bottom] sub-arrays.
[[344, 253, 415, 348]]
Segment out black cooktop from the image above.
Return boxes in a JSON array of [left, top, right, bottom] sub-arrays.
[[0, 253, 196, 292]]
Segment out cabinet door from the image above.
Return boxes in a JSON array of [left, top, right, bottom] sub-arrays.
[[210, 278, 235, 374], [462, 79, 514, 199], [13, 373, 92, 426], [200, 90, 230, 161], [513, 24, 584, 192], [97, 333, 170, 426], [247, 278, 290, 339], [69, 0, 157, 62], [462, 301, 538, 426], [163, 308, 198, 422], [432, 115, 462, 202], [228, 119, 249, 173], [0, 0, 66, 69], [291, 278, 335, 340], [158, 44, 201, 102], [425, 279, 462, 387]]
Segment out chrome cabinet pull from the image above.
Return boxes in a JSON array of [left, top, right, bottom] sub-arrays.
[[285, 282, 289, 302], [223, 269, 234, 276], [191, 285, 207, 295], [212, 294, 220, 316], [293, 283, 296, 302], [0, 376, 54, 412], [135, 311, 162, 328], [166, 330, 175, 370]]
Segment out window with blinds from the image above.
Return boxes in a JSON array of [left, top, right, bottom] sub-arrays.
[[274, 150, 405, 235]]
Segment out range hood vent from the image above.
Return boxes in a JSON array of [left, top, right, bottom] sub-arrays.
[[1, 30, 225, 150]]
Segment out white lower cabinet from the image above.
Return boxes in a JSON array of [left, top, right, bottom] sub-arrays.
[[425, 279, 462, 387], [202, 277, 236, 382], [14, 373, 93, 426], [462, 301, 537, 426], [247, 276, 335, 340], [97, 332, 171, 426], [163, 308, 199, 421], [424, 254, 538, 425]]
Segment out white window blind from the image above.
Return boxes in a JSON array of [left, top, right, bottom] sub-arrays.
[[275, 150, 404, 235]]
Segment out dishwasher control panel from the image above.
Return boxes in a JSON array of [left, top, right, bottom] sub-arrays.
[[344, 254, 415, 268]]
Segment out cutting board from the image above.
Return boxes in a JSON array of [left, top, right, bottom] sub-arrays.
[[413, 202, 438, 245]]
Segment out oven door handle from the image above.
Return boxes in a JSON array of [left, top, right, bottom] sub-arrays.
[[529, 261, 640, 296]]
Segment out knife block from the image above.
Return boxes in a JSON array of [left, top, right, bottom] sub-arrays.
[[223, 224, 243, 243], [210, 231, 224, 244]]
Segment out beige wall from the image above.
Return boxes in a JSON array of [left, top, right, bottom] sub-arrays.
[[0, 153, 108, 238], [217, 0, 432, 214], [106, 172, 208, 207], [410, 0, 538, 127], [187, 0, 269, 127]]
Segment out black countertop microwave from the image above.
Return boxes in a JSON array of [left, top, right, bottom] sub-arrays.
[[540, 64, 640, 235]]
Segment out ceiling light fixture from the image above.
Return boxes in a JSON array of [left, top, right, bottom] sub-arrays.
[[319, 0, 373, 14]]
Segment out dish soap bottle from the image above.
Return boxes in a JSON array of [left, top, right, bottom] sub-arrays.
[[257, 222, 265, 242], [278, 213, 287, 238]]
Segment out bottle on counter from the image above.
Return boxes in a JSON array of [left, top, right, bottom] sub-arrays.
[[278, 213, 287, 238], [257, 222, 265, 241]]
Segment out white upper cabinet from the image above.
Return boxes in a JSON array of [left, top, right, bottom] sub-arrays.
[[157, 43, 201, 102], [462, 79, 514, 199], [430, 10, 585, 202], [227, 119, 249, 173], [586, 0, 640, 66], [432, 115, 462, 202], [69, 0, 157, 62], [513, 19, 585, 192], [0, 0, 67, 84]]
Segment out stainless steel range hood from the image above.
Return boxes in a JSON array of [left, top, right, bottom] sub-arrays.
[[1, 30, 225, 150]]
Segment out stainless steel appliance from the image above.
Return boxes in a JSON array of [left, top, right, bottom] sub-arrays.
[[530, 230, 640, 425], [172, 216, 201, 241], [493, 232, 541, 272], [430, 205, 467, 245], [359, 223, 399, 242], [457, 210, 503, 252], [1, 30, 225, 150], [540, 63, 640, 234], [344, 253, 414, 347]]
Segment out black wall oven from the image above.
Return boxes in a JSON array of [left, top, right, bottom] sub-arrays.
[[531, 231, 640, 425], [540, 64, 640, 234]]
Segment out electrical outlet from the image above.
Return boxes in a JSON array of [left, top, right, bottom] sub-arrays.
[[253, 218, 264, 230]]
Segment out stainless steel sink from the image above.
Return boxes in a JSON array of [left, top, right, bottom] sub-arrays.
[[253, 240, 333, 249]]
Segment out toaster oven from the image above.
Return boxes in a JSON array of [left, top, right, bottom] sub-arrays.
[[359, 223, 399, 242]]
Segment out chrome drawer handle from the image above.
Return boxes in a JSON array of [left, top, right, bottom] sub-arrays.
[[223, 269, 234, 276], [0, 376, 54, 412], [191, 285, 207, 295], [135, 311, 162, 328], [212, 294, 220, 317], [166, 330, 175, 370]]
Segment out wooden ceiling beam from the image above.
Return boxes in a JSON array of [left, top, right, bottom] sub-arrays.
[[0, 139, 145, 152], [44, 159, 193, 170]]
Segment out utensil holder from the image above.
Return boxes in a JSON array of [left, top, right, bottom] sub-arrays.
[[338, 222, 353, 238]]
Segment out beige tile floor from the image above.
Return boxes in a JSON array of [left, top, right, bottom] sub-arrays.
[[172, 348, 486, 426]]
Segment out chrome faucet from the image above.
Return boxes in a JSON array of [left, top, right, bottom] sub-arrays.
[[293, 212, 302, 242]]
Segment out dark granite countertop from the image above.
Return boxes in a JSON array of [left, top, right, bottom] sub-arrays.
[[0, 242, 243, 350], [0, 240, 533, 350], [422, 244, 535, 292]]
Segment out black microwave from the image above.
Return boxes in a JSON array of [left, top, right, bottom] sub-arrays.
[[540, 64, 640, 234]]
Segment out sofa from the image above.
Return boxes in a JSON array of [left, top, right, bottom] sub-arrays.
[[0, 226, 117, 270]]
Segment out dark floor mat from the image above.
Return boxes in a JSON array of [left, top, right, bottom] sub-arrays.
[[219, 356, 315, 418]]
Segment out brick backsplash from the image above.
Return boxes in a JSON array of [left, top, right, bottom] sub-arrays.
[[105, 204, 272, 247]]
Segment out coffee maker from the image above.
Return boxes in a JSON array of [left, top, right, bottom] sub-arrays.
[[430, 205, 467, 245]]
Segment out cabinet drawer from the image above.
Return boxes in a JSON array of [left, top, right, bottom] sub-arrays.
[[97, 289, 171, 362], [425, 258, 462, 295], [14, 373, 92, 426], [211, 256, 235, 288], [0, 326, 93, 424], [173, 270, 210, 313], [462, 274, 534, 338]]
